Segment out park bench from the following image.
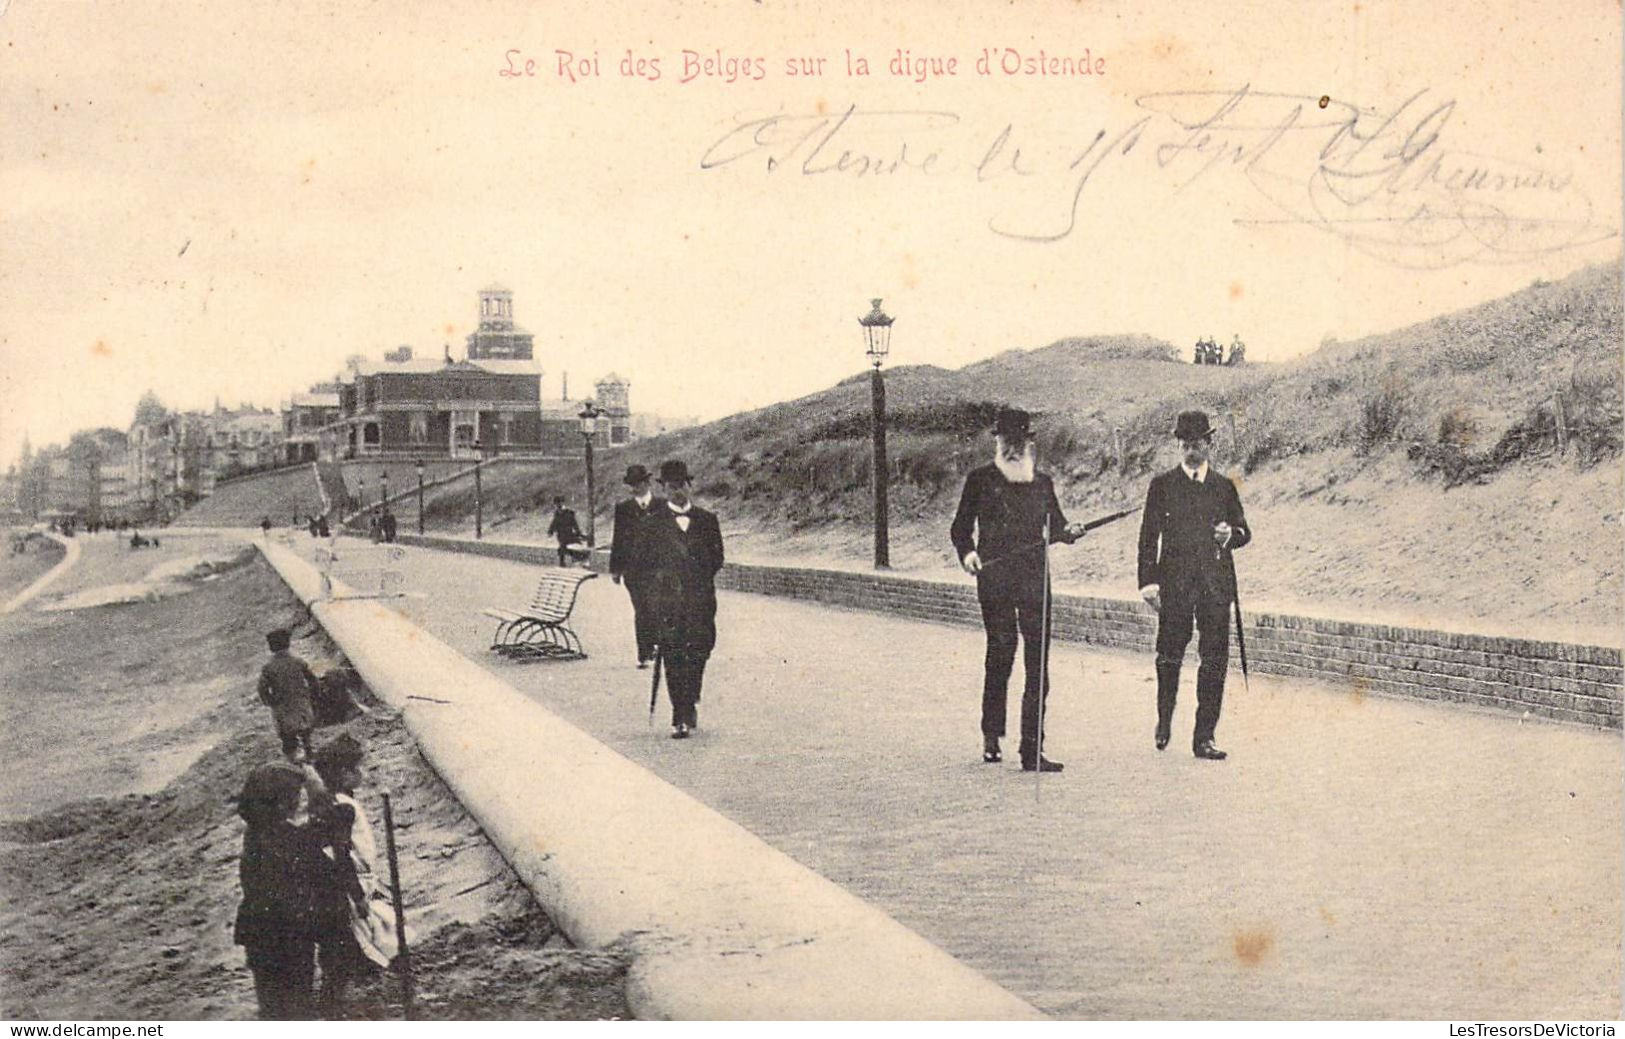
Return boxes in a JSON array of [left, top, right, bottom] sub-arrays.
[[481, 568, 598, 661], [313, 541, 409, 601]]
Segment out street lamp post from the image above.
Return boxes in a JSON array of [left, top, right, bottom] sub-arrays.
[[381, 470, 390, 509], [415, 458, 425, 535], [859, 298, 895, 570], [473, 440, 485, 540], [578, 403, 602, 547]]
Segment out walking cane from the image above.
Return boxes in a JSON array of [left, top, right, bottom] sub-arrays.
[[647, 644, 664, 727], [1229, 554, 1251, 691], [381, 792, 414, 1020], [1035, 514, 1052, 800]]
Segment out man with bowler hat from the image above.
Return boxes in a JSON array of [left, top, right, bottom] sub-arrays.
[[609, 464, 664, 668], [643, 460, 725, 739], [950, 408, 1088, 772], [1137, 410, 1252, 760]]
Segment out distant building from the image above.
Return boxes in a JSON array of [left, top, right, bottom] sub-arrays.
[[539, 398, 612, 454], [282, 390, 342, 464], [204, 404, 283, 479], [338, 354, 546, 459], [595, 373, 632, 446]]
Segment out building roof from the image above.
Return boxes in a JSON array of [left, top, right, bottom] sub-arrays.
[[352, 356, 542, 377], [480, 282, 512, 294], [289, 391, 340, 408], [596, 371, 629, 385]]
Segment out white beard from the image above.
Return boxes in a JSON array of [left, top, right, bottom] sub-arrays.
[[993, 441, 1036, 483]]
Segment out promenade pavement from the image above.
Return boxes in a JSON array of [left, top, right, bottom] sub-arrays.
[[295, 537, 1621, 1019]]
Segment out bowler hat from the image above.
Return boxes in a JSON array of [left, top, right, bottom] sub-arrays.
[[993, 408, 1034, 441], [623, 464, 652, 486], [658, 460, 692, 485], [1173, 410, 1214, 440]]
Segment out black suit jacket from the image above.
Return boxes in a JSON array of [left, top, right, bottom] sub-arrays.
[[642, 505, 725, 654], [949, 464, 1070, 571], [609, 496, 665, 578], [1137, 465, 1251, 606]]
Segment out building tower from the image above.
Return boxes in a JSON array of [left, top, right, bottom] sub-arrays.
[[465, 284, 535, 361], [594, 373, 631, 446]]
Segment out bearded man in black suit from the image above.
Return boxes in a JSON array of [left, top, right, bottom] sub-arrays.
[[1137, 410, 1252, 760], [643, 460, 725, 740], [950, 408, 1088, 772]]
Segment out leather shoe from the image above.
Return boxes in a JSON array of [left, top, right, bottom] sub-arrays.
[[1020, 755, 1064, 773], [1192, 740, 1227, 760], [983, 737, 1002, 763], [1155, 725, 1170, 751], [670, 723, 690, 740]]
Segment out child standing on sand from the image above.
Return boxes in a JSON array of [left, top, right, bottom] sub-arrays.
[[234, 760, 352, 1020], [258, 629, 320, 762]]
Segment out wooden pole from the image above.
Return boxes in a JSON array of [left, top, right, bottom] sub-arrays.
[[381, 792, 414, 1019]]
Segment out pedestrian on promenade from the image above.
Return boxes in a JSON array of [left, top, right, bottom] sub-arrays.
[[259, 628, 321, 762], [1137, 410, 1252, 760], [546, 496, 584, 567], [233, 759, 351, 1020], [380, 507, 397, 543], [317, 514, 331, 538], [609, 464, 664, 669], [644, 460, 724, 739], [260, 515, 273, 538], [950, 408, 1088, 772]]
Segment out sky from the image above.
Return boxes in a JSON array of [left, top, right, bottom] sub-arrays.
[[1, 0, 1619, 470]]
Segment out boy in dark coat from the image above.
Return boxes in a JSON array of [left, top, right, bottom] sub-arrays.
[[259, 628, 320, 761]]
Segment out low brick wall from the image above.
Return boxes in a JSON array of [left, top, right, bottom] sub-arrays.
[[394, 533, 1623, 730], [715, 563, 1623, 730]]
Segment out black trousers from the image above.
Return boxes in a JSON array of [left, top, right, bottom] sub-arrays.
[[246, 937, 316, 1020], [975, 566, 1052, 754], [624, 574, 656, 663], [664, 648, 708, 727], [1155, 596, 1231, 745]]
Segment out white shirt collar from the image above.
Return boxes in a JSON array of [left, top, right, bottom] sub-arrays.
[[1181, 461, 1209, 482], [667, 500, 691, 516], [634, 492, 652, 507]]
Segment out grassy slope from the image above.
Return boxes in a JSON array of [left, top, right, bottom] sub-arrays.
[[416, 263, 1623, 635]]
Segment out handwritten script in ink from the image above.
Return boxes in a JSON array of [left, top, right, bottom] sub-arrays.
[[698, 86, 1615, 269]]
